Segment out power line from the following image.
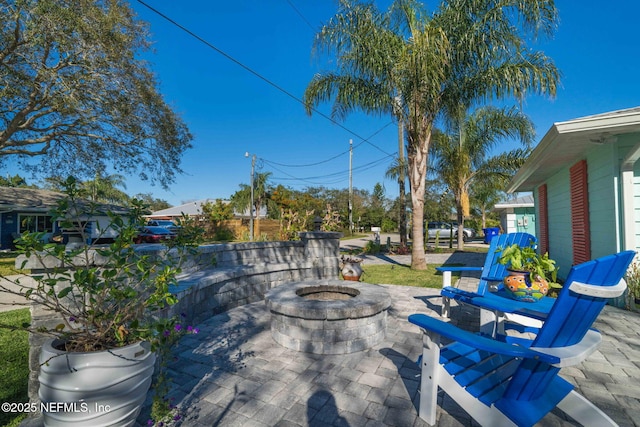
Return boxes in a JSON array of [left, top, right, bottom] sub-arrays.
[[265, 153, 395, 186], [285, 0, 316, 32], [135, 0, 394, 158], [264, 121, 394, 168]]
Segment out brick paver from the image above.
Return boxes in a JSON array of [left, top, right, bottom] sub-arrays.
[[131, 275, 640, 427]]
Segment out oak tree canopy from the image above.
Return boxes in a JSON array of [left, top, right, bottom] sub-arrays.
[[0, 0, 192, 187]]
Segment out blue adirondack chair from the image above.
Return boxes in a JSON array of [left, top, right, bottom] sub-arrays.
[[410, 250, 635, 427], [438, 232, 555, 336]]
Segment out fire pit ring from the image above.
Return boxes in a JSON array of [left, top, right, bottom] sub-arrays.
[[264, 279, 390, 354]]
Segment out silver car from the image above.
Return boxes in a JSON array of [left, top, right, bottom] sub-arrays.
[[426, 221, 476, 242]]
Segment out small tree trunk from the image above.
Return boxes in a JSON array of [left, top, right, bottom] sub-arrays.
[[456, 204, 465, 251]]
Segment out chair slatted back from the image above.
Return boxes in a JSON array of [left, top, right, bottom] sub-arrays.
[[503, 250, 635, 403], [477, 233, 537, 295]]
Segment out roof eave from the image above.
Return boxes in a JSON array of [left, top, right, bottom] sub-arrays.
[[507, 107, 640, 193]]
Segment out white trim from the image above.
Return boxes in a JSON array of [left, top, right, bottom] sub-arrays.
[[568, 278, 627, 298], [621, 141, 640, 250], [530, 329, 602, 367]]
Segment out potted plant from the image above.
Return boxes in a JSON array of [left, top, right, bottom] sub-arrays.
[[340, 255, 363, 281], [0, 177, 201, 426], [497, 243, 558, 302], [624, 261, 640, 310]]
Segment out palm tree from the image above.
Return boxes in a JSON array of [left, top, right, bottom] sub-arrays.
[[469, 182, 504, 231], [431, 106, 534, 249], [82, 173, 129, 204], [304, 0, 558, 269], [231, 171, 274, 239]]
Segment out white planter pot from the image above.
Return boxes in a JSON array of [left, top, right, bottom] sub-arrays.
[[341, 262, 363, 281], [38, 339, 156, 427]]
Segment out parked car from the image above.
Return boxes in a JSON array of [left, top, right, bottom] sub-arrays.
[[426, 221, 476, 242], [146, 219, 180, 233], [134, 226, 176, 244]]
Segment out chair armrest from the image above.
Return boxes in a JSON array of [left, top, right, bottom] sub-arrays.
[[569, 279, 627, 298], [436, 266, 482, 287], [435, 266, 482, 273], [470, 292, 553, 321], [440, 286, 481, 303], [530, 329, 602, 368], [408, 313, 560, 365]]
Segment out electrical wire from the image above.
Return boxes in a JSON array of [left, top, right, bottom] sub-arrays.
[[136, 0, 394, 158], [285, 0, 316, 32], [264, 121, 394, 168]]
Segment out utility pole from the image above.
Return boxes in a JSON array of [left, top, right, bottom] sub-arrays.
[[394, 95, 408, 248], [245, 152, 256, 241], [398, 120, 407, 248], [349, 139, 353, 235]]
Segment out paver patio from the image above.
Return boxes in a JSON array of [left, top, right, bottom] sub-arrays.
[[141, 279, 640, 427]]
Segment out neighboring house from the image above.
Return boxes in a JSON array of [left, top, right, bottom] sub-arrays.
[[507, 106, 640, 279], [147, 199, 266, 221], [493, 194, 536, 236], [0, 187, 128, 249]]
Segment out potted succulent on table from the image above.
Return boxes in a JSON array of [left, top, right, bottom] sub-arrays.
[[497, 244, 558, 302], [0, 177, 200, 426]]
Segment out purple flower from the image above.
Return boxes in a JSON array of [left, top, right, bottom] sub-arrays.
[[69, 316, 76, 322], [174, 324, 182, 332], [187, 325, 193, 332], [173, 414, 181, 421], [146, 420, 154, 426], [193, 327, 200, 334], [163, 330, 171, 337]]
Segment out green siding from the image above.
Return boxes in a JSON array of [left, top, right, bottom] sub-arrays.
[[514, 207, 536, 235], [585, 144, 619, 258], [539, 170, 572, 278]]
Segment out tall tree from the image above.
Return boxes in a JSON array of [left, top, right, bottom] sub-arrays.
[[304, 0, 558, 269], [134, 193, 171, 212], [385, 157, 408, 247], [82, 173, 129, 205], [0, 0, 192, 187], [431, 106, 534, 249], [0, 174, 29, 187], [469, 182, 503, 230], [231, 171, 275, 238]]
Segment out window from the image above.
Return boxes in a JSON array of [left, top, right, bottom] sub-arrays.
[[19, 214, 53, 233]]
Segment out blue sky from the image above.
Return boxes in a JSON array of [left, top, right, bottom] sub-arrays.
[[50, 1, 640, 206]]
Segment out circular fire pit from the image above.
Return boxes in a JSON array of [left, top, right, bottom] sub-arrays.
[[264, 279, 390, 354]]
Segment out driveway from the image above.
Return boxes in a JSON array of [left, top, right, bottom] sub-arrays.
[[0, 276, 34, 313]]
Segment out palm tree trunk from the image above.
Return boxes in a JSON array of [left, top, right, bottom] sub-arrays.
[[456, 202, 464, 251], [407, 130, 429, 270], [399, 178, 407, 247]]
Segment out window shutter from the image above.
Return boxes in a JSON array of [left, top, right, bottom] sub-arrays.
[[570, 160, 591, 264], [538, 184, 549, 255]]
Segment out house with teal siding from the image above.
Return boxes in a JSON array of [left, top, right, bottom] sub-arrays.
[[507, 107, 640, 280], [494, 194, 536, 236]]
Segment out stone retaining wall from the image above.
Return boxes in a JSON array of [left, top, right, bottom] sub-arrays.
[[25, 231, 342, 405]]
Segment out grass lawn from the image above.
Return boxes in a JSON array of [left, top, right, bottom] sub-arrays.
[[361, 263, 463, 288], [0, 308, 30, 427], [0, 252, 19, 276]]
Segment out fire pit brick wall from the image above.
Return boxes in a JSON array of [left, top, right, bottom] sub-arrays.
[[22, 231, 341, 404]]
